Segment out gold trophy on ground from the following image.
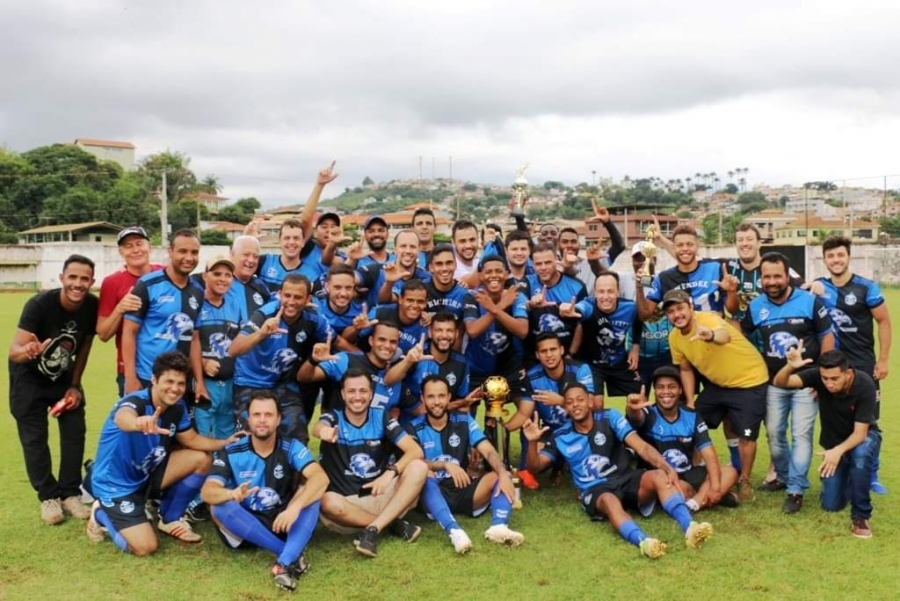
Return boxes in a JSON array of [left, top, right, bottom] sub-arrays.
[[482, 375, 522, 508], [511, 163, 529, 216]]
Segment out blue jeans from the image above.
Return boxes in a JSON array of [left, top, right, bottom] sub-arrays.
[[194, 379, 235, 440], [820, 430, 881, 520], [766, 385, 818, 495]]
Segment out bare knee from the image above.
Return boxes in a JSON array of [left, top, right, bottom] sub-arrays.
[[193, 451, 213, 474], [321, 492, 347, 518], [128, 536, 159, 557], [401, 459, 428, 483]]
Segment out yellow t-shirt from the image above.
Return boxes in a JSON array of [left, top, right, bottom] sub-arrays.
[[669, 311, 769, 388]]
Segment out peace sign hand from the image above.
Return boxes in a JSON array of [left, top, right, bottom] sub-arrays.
[[136, 406, 170, 436], [232, 481, 260, 503]]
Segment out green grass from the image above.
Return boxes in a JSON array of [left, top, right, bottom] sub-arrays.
[[1, 291, 898, 600]]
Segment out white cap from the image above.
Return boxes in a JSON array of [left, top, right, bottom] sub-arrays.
[[631, 241, 648, 256]]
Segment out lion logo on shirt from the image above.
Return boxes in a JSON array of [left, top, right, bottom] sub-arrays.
[[768, 332, 800, 359], [538, 313, 566, 334], [829, 308, 853, 330], [264, 348, 298, 375], [248, 487, 282, 511], [662, 448, 691, 473], [157, 312, 193, 342], [481, 331, 509, 355], [208, 332, 232, 358], [578, 454, 617, 483], [349, 453, 378, 478]]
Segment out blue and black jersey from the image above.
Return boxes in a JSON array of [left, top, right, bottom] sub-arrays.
[[230, 275, 272, 319], [725, 259, 802, 350], [195, 293, 245, 381], [318, 351, 402, 412], [256, 253, 320, 293], [424, 280, 472, 322], [522, 274, 587, 354], [573, 298, 642, 368], [357, 304, 427, 355], [208, 435, 314, 517], [816, 274, 884, 370], [742, 287, 833, 377], [90, 389, 193, 501], [357, 252, 395, 271], [126, 270, 203, 381], [405, 350, 471, 403], [463, 288, 528, 377], [540, 408, 635, 495], [318, 406, 407, 496], [355, 263, 432, 307], [646, 259, 726, 313], [408, 413, 487, 479], [633, 405, 711, 473], [525, 360, 594, 430], [312, 293, 364, 338]]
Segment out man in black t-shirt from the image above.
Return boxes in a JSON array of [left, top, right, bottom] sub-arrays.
[[774, 347, 880, 539], [8, 254, 98, 525]]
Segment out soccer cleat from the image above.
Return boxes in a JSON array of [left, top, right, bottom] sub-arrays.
[[388, 518, 422, 543], [41, 498, 65, 525], [518, 469, 540, 490], [86, 502, 107, 543], [62, 495, 91, 520], [290, 554, 311, 578], [158, 517, 202, 543], [449, 528, 473, 554], [354, 526, 379, 558], [685, 521, 714, 549], [851, 519, 873, 539], [184, 503, 210, 523], [737, 479, 755, 501], [271, 563, 297, 592], [782, 494, 803, 514], [484, 524, 525, 547], [639, 537, 667, 559], [870, 480, 888, 495], [757, 479, 786, 493]]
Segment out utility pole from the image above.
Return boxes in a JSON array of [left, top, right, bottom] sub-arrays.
[[160, 170, 169, 247]]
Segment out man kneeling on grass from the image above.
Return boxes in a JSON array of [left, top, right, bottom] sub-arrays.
[[773, 347, 881, 539], [201, 390, 329, 592], [315, 368, 428, 558], [409, 375, 524, 554], [524, 382, 713, 559], [85, 351, 243, 555]]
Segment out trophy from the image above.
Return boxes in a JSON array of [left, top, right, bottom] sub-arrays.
[[511, 163, 529, 216], [640, 224, 659, 288], [481, 375, 522, 508]]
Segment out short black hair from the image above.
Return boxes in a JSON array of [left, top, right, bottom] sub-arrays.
[[760, 251, 790, 274], [429, 243, 455, 262], [421, 375, 450, 394], [596, 271, 620, 286], [152, 351, 191, 380], [412, 208, 435, 224], [478, 254, 507, 271], [327, 263, 357, 281], [535, 332, 562, 348], [452, 220, 478, 238], [505, 229, 534, 250], [341, 367, 373, 389], [819, 349, 851, 371], [822, 235, 851, 256], [170, 228, 200, 248], [248, 389, 281, 415], [562, 381, 589, 397], [431, 311, 458, 326], [283, 273, 312, 293], [63, 254, 95, 273], [400, 278, 427, 296], [559, 227, 579, 238]]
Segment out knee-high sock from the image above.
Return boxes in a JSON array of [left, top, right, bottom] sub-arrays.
[[94, 508, 130, 553], [519, 431, 529, 470], [727, 439, 742, 473], [617, 519, 647, 547], [277, 501, 320, 566], [661, 492, 693, 532], [421, 478, 460, 533], [159, 472, 206, 523], [212, 501, 285, 556], [490, 480, 512, 526]]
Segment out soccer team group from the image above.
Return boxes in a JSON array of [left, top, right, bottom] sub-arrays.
[[9, 163, 890, 591]]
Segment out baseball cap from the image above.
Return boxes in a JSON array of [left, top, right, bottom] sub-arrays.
[[651, 365, 681, 386], [661, 289, 691, 309], [316, 212, 341, 227], [364, 215, 387, 230], [631, 241, 648, 257], [205, 254, 235, 272], [117, 226, 149, 245]]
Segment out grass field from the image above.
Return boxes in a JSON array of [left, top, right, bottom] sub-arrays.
[[1, 291, 898, 601]]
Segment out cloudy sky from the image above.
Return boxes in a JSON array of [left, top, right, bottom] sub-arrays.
[[2, 0, 899, 206]]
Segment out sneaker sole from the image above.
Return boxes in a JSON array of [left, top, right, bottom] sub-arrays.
[[273, 576, 297, 592], [86, 519, 106, 543], [686, 523, 714, 548], [353, 543, 378, 558]]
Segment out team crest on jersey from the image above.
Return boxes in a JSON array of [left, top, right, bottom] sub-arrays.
[[768, 332, 799, 359], [37, 321, 78, 382], [445, 372, 457, 387], [253, 292, 264, 306], [273, 464, 284, 479], [844, 292, 857, 306], [267, 267, 277, 278], [578, 454, 617, 483], [448, 434, 461, 448], [119, 500, 135, 514], [759, 308, 769, 321], [663, 449, 691, 473], [156, 312, 193, 342], [189, 296, 199, 310], [539, 313, 566, 334], [213, 458, 225, 467], [264, 348, 298, 375], [295, 330, 307, 344], [248, 487, 282, 512], [349, 453, 378, 478], [593, 432, 606, 446]]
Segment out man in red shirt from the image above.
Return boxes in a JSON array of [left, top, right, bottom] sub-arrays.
[[96, 227, 164, 396]]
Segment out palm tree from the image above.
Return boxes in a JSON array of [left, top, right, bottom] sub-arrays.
[[200, 174, 223, 195], [686, 177, 693, 192]]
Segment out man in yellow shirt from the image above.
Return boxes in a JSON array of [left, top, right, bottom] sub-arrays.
[[664, 289, 768, 500]]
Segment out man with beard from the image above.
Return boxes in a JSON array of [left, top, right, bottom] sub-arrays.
[[814, 236, 891, 494], [504, 230, 534, 285], [315, 369, 428, 558], [524, 383, 713, 559], [424, 244, 472, 323], [350, 279, 429, 356], [523, 242, 587, 357], [412, 208, 437, 267], [563, 272, 643, 399], [202, 391, 329, 592], [122, 229, 204, 394], [299, 321, 404, 413], [359, 229, 431, 306], [300, 211, 348, 288], [385, 312, 480, 416], [10, 254, 98, 525], [315, 264, 365, 340], [97, 226, 163, 396], [411, 376, 524, 554], [230, 275, 333, 443], [625, 367, 740, 511], [742, 253, 835, 513], [347, 216, 393, 270], [664, 289, 769, 501], [86, 352, 244, 554], [452, 220, 481, 285]]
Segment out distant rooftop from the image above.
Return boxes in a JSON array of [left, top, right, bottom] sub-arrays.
[[73, 139, 135, 149]]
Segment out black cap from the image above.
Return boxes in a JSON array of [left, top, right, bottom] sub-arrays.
[[363, 215, 387, 230], [316, 212, 341, 226], [650, 365, 681, 386], [117, 226, 149, 245]]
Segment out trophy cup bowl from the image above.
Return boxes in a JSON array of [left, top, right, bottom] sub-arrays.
[[483, 376, 511, 418]]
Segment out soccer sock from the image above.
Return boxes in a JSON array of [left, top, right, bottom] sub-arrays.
[[490, 480, 512, 526], [277, 501, 320, 566], [94, 508, 130, 553], [421, 478, 461, 533], [519, 431, 529, 470], [661, 492, 694, 532], [727, 439, 742, 473], [159, 472, 206, 523], [211, 501, 285, 556], [617, 520, 647, 548]]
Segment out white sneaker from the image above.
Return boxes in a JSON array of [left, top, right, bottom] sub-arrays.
[[449, 528, 473, 554], [41, 498, 65, 525], [158, 518, 202, 543], [484, 524, 525, 547]]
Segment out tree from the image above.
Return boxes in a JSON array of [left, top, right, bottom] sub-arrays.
[[737, 191, 767, 206], [362, 176, 374, 186], [879, 216, 900, 237], [138, 151, 198, 203], [462, 182, 478, 192], [198, 174, 222, 195], [723, 183, 739, 194], [201, 229, 232, 245]]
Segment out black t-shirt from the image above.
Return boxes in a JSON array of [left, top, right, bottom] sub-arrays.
[[9, 289, 98, 395], [797, 367, 879, 449]]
